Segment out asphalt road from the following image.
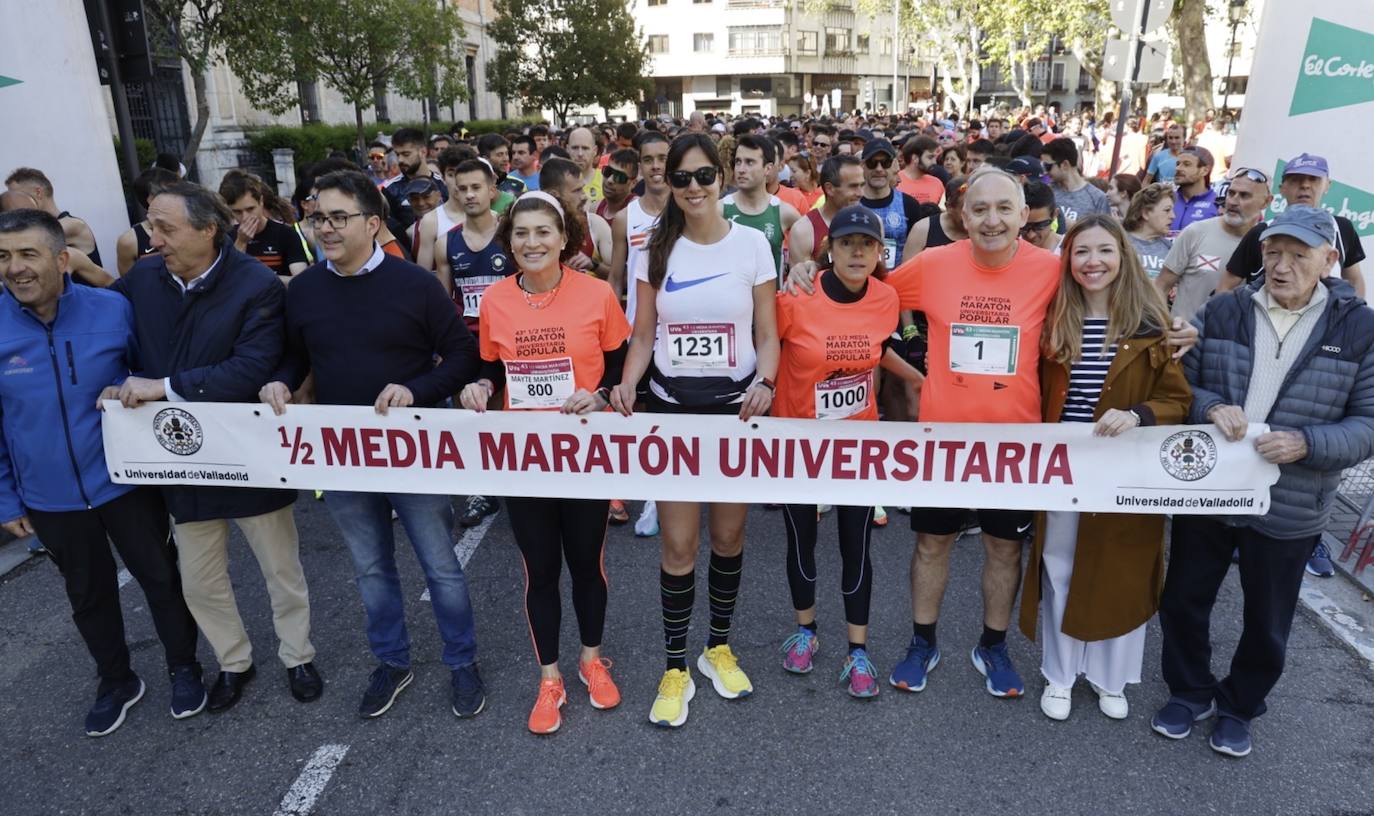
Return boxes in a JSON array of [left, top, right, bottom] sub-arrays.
[[1, 495, 1372, 816]]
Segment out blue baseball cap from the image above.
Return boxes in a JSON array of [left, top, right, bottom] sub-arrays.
[[1260, 205, 1337, 248], [829, 205, 884, 242], [1283, 153, 1330, 179]]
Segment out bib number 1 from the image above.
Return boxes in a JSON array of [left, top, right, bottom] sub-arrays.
[[948, 324, 1019, 375]]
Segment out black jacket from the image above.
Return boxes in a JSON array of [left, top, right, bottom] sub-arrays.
[[113, 246, 295, 523]]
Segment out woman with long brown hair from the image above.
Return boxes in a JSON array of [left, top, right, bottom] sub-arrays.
[[1021, 214, 1192, 722], [610, 133, 779, 728]]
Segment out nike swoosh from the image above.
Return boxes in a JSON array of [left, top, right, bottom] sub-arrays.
[[664, 273, 729, 292], [1016, 522, 1033, 534]]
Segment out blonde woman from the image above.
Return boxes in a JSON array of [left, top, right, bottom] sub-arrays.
[[1021, 214, 1192, 721]]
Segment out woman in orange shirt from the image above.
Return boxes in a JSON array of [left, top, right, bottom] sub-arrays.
[[459, 191, 631, 735], [773, 205, 924, 697]]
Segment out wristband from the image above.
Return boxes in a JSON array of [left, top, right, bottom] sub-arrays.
[[594, 386, 611, 403], [1127, 409, 1142, 426], [901, 324, 920, 341], [754, 377, 776, 393]]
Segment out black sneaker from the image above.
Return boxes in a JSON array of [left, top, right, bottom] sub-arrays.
[[459, 495, 498, 527], [451, 664, 486, 718], [359, 664, 413, 719], [169, 664, 207, 719], [86, 675, 145, 737]]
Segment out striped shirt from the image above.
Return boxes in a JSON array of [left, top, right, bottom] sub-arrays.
[[1062, 318, 1116, 423]]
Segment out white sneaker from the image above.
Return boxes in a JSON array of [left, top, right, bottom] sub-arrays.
[[634, 500, 658, 537], [1040, 683, 1072, 720], [1091, 682, 1129, 720]]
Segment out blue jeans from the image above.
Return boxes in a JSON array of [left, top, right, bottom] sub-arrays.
[[324, 492, 477, 670]]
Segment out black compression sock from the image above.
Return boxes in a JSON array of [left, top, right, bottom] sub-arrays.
[[979, 625, 1006, 649], [913, 621, 937, 648], [849, 642, 866, 654], [801, 620, 818, 634]]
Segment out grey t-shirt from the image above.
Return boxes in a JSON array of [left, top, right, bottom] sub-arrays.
[[1163, 217, 1246, 320], [1053, 182, 1111, 224], [1128, 233, 1173, 279]]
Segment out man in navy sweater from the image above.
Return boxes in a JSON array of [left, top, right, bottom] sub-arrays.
[[260, 170, 486, 720], [0, 209, 201, 736]]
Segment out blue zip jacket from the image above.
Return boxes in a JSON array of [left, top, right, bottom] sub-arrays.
[[0, 279, 137, 520]]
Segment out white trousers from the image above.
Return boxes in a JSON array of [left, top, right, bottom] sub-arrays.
[[1039, 511, 1145, 695]]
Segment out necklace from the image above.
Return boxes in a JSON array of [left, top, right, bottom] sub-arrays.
[[519, 269, 564, 310]]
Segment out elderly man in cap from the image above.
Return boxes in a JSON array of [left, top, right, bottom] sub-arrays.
[[1154, 205, 1374, 758]]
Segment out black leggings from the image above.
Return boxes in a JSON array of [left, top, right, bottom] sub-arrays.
[[505, 496, 610, 666], [781, 504, 874, 626]]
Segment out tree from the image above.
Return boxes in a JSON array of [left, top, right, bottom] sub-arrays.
[[1169, 0, 1214, 126], [225, 0, 468, 152], [487, 0, 650, 125], [976, 0, 1111, 111], [144, 0, 240, 167]]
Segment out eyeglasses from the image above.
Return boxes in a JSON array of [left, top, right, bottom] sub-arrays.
[[602, 167, 631, 185], [1020, 219, 1054, 234], [813, 140, 831, 149], [864, 156, 893, 170], [668, 167, 719, 189], [307, 212, 368, 230], [368, 153, 386, 161], [1229, 167, 1270, 185]]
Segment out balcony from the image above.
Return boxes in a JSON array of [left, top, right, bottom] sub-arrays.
[[822, 50, 856, 73], [728, 47, 788, 57], [726, 0, 784, 6]]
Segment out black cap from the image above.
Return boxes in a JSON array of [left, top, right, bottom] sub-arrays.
[[829, 205, 884, 242], [1005, 156, 1045, 177], [404, 177, 441, 197], [861, 138, 897, 161]]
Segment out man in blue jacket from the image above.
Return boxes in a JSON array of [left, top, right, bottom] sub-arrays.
[[0, 209, 202, 736], [112, 182, 321, 712], [1154, 205, 1374, 757]]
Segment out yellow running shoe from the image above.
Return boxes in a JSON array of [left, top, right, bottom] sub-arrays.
[[697, 645, 753, 699], [649, 668, 695, 728]]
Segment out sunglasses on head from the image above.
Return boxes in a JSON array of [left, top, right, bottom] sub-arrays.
[[668, 167, 719, 189], [1230, 167, 1269, 185], [602, 167, 631, 185], [865, 156, 893, 170], [1021, 219, 1054, 234]]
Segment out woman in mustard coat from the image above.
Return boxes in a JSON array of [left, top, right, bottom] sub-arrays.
[[1020, 215, 1192, 722]]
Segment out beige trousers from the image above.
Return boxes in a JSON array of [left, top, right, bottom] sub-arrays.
[[173, 505, 315, 672]]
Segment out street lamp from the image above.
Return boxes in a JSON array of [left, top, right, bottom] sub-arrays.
[[1221, 0, 1246, 116]]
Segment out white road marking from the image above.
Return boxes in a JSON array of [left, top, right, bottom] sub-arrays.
[[421, 513, 495, 602], [273, 743, 350, 816], [1299, 568, 1374, 668], [117, 568, 132, 589]]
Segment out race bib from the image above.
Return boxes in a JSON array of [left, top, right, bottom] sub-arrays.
[[814, 371, 873, 420], [949, 324, 1019, 375], [881, 238, 897, 267], [666, 323, 736, 369], [457, 275, 501, 318], [506, 357, 575, 409]]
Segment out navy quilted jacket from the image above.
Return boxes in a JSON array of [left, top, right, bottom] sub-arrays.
[[1184, 278, 1374, 540]]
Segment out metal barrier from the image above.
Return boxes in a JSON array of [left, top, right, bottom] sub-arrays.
[[1337, 461, 1374, 575]]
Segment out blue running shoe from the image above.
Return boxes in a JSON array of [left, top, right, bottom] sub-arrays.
[[970, 643, 1024, 697], [1151, 698, 1216, 739], [1210, 715, 1252, 757], [169, 664, 207, 719], [889, 635, 940, 692], [781, 627, 818, 674], [840, 649, 880, 698], [86, 675, 145, 737], [1306, 540, 1335, 577]]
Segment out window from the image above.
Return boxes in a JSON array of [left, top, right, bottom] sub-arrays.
[[728, 26, 783, 55], [1031, 60, 1049, 92], [694, 32, 714, 52], [694, 0, 713, 3], [649, 34, 669, 53], [717, 76, 733, 96], [1051, 62, 1065, 91], [647, 0, 667, 6], [740, 77, 772, 96], [825, 27, 851, 53], [1077, 68, 1093, 92], [880, 36, 892, 56], [798, 31, 818, 55], [855, 34, 870, 54]]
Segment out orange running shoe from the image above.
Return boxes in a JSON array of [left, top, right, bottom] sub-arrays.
[[578, 657, 622, 710], [528, 677, 566, 734], [608, 500, 630, 524]]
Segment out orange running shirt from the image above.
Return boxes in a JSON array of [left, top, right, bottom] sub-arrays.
[[776, 184, 819, 215], [885, 239, 1060, 423], [896, 172, 945, 206], [478, 266, 631, 410], [774, 273, 900, 421]]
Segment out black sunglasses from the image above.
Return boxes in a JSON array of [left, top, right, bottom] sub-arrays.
[[864, 156, 893, 169], [668, 167, 719, 189], [1021, 219, 1054, 233], [602, 167, 631, 185]]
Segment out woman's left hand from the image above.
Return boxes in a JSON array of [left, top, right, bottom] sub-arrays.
[[562, 388, 605, 415], [738, 383, 773, 421], [1093, 408, 1140, 437]]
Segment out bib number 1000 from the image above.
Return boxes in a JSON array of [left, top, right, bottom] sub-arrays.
[[819, 383, 866, 411]]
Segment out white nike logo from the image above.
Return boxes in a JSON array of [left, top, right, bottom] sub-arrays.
[[1016, 522, 1033, 534]]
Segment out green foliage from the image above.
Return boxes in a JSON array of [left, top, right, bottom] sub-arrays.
[[245, 118, 545, 174], [488, 0, 651, 124], [113, 139, 158, 184]]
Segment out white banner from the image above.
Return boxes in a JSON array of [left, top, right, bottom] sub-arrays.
[[101, 403, 1279, 515], [1233, 0, 1374, 260]]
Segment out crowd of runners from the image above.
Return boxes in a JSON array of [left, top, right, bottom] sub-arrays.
[[1, 103, 1371, 761]]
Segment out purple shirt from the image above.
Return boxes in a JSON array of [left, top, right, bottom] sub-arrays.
[[1171, 188, 1218, 233]]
